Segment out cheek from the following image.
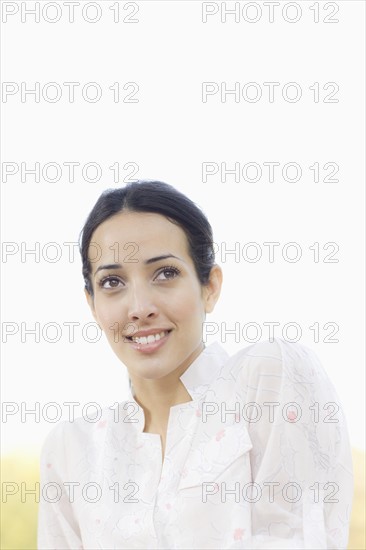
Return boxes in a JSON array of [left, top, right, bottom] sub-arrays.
[[163, 287, 205, 319], [94, 299, 122, 330]]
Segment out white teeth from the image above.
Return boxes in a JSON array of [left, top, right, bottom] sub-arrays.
[[132, 331, 169, 345]]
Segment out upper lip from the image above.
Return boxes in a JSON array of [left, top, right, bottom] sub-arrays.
[[125, 328, 172, 338]]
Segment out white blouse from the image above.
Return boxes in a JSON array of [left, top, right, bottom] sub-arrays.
[[37, 338, 353, 549]]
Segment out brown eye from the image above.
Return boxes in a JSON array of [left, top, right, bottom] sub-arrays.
[[155, 266, 181, 281], [98, 276, 123, 289]]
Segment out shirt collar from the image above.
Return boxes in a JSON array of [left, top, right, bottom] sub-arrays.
[[125, 341, 229, 430], [178, 340, 229, 400]]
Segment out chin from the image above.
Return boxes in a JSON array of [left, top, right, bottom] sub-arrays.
[[129, 362, 174, 380]]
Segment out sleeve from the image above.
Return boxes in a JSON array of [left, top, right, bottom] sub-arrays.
[[37, 421, 84, 550], [240, 337, 354, 550]]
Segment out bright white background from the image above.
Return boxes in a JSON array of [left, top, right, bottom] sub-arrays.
[[1, 0, 365, 453]]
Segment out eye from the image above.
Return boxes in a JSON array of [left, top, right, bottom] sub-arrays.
[[98, 276, 123, 290], [155, 265, 181, 281]]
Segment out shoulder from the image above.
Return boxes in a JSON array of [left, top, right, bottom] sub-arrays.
[[39, 401, 138, 478], [40, 401, 135, 457], [225, 337, 282, 380], [226, 337, 329, 389]]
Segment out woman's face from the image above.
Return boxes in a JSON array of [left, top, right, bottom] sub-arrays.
[[85, 211, 222, 381]]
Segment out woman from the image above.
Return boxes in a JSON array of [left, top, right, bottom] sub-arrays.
[[38, 180, 353, 549]]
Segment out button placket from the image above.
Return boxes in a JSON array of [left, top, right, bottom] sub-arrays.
[[152, 401, 198, 542]]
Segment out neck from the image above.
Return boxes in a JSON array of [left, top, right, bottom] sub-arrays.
[[129, 342, 205, 433]]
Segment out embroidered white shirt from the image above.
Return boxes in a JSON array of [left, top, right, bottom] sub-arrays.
[[37, 338, 353, 549]]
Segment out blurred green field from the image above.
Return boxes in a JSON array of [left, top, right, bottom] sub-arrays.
[[1, 448, 365, 549]]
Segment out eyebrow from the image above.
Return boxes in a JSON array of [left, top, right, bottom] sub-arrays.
[[94, 254, 184, 277]]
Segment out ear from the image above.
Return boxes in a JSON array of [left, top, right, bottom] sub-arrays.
[[84, 288, 102, 329], [202, 264, 223, 314]]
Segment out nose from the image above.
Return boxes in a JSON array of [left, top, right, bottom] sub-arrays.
[[126, 282, 159, 323]]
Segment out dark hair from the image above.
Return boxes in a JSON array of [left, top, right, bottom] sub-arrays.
[[78, 180, 216, 298]]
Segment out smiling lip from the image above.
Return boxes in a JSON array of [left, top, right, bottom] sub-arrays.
[[128, 330, 172, 354]]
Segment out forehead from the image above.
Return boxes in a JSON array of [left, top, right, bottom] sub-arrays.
[[89, 211, 190, 263]]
